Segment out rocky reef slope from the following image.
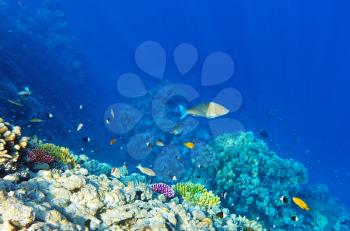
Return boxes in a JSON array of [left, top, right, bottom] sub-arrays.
[[0, 167, 261, 230]]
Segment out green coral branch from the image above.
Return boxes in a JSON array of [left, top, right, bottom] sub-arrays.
[[37, 143, 77, 168], [173, 182, 220, 207]]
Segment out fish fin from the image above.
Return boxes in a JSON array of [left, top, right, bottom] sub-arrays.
[[179, 105, 188, 119]]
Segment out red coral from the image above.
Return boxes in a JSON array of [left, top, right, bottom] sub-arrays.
[[28, 149, 55, 164]]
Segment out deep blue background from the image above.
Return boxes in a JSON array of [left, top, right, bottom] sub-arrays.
[[28, 0, 350, 206]]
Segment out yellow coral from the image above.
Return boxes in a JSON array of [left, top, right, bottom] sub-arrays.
[[173, 182, 220, 207], [197, 191, 221, 207], [0, 118, 29, 173], [37, 143, 77, 168]]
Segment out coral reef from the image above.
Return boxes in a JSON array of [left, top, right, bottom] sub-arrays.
[[0, 168, 262, 230], [36, 143, 77, 168], [75, 154, 112, 176], [0, 118, 29, 175], [173, 182, 221, 207], [188, 131, 350, 230], [151, 183, 175, 198]]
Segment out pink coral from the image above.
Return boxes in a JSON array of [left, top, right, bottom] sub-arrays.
[[28, 149, 55, 164], [151, 183, 175, 198]]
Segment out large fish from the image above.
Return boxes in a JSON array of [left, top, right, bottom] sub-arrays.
[[179, 102, 229, 119]]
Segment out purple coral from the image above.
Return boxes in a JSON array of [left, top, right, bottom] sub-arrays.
[[151, 183, 175, 198]]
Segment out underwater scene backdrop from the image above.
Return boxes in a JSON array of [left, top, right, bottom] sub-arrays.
[[0, 0, 349, 230]]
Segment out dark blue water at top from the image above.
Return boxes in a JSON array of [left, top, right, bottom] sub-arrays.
[[57, 0, 350, 206], [16, 0, 350, 207]]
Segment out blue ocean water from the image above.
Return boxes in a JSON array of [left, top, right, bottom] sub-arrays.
[[60, 0, 350, 206], [1, 0, 349, 229]]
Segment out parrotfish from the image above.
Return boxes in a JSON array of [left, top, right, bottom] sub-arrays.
[[179, 102, 229, 119]]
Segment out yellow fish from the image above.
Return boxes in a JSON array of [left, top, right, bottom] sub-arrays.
[[292, 197, 310, 211], [29, 118, 43, 123], [179, 102, 229, 119], [136, 164, 156, 177], [184, 142, 195, 149], [7, 99, 23, 107]]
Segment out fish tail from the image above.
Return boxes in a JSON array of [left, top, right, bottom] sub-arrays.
[[179, 105, 188, 120], [136, 164, 141, 169]]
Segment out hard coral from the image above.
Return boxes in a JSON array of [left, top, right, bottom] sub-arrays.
[[151, 183, 175, 198], [0, 117, 29, 175], [173, 182, 220, 207], [36, 143, 77, 168], [27, 149, 54, 164], [188, 131, 350, 230]]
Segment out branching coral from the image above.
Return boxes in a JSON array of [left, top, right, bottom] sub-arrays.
[[36, 143, 77, 168], [0, 117, 29, 175], [173, 182, 220, 207], [151, 183, 175, 198]]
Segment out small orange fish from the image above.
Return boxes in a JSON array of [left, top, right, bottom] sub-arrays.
[[184, 142, 195, 149], [292, 197, 310, 211], [110, 138, 117, 145]]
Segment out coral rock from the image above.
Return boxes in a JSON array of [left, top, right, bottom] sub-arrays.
[[60, 174, 85, 191], [0, 197, 35, 228]]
